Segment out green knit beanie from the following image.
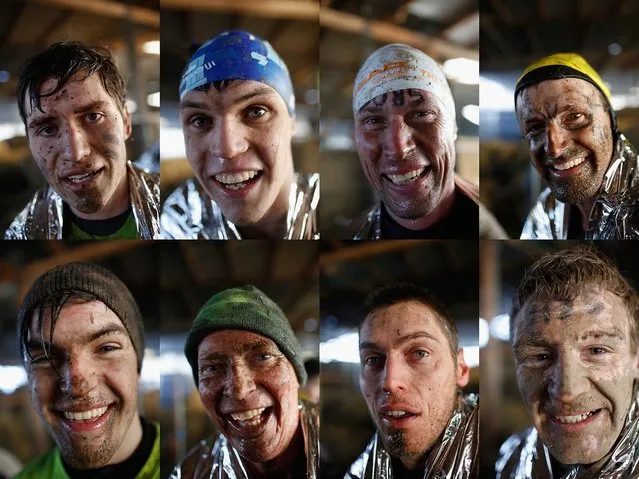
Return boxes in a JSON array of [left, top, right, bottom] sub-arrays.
[[18, 261, 145, 372], [185, 285, 307, 387]]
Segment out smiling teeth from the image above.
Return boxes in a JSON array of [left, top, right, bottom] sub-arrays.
[[62, 406, 108, 421], [553, 157, 586, 171], [67, 172, 95, 183], [385, 410, 408, 417], [554, 411, 593, 424], [215, 171, 258, 185], [387, 168, 425, 185], [230, 407, 265, 422]]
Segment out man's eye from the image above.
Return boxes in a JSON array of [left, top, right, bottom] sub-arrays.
[[200, 364, 222, 375], [412, 349, 429, 359], [188, 115, 212, 130], [257, 353, 273, 362], [364, 117, 383, 126], [363, 356, 381, 366], [245, 106, 268, 120], [411, 111, 435, 121], [587, 347, 608, 355], [97, 344, 119, 353], [85, 112, 104, 123], [37, 125, 57, 137]]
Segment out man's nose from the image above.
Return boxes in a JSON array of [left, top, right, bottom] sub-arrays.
[[545, 122, 570, 159], [59, 356, 98, 397], [61, 123, 91, 163], [208, 118, 249, 159], [383, 117, 415, 160], [226, 363, 257, 400], [548, 356, 590, 404], [381, 355, 409, 394]]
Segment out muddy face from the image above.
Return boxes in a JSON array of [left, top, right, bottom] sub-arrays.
[[26, 301, 141, 469], [197, 330, 300, 464], [354, 89, 456, 228], [512, 288, 639, 465], [516, 78, 614, 206], [179, 80, 295, 233], [359, 301, 469, 469], [25, 73, 131, 220]]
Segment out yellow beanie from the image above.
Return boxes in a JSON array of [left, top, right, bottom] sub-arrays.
[[515, 53, 611, 102]]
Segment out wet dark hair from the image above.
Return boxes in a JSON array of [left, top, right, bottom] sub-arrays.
[[19, 290, 102, 374], [511, 246, 639, 349], [362, 283, 459, 360], [17, 41, 127, 126]]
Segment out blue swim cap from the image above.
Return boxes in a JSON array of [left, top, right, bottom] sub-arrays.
[[179, 30, 295, 116]]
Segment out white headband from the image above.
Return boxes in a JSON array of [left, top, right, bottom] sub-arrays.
[[353, 44, 456, 123]]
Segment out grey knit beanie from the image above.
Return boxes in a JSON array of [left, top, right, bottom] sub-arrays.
[[18, 261, 145, 372], [185, 285, 307, 386]]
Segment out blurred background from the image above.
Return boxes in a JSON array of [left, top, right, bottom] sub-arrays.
[[478, 240, 639, 477], [0, 0, 160, 235], [158, 241, 319, 476], [159, 1, 319, 206], [479, 0, 639, 237], [319, 0, 479, 237], [319, 239, 479, 478], [0, 240, 159, 478]]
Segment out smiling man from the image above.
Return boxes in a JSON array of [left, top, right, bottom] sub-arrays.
[[348, 44, 480, 239], [348, 283, 478, 478], [497, 247, 639, 478], [172, 285, 319, 478], [15, 262, 159, 479], [160, 30, 319, 239], [5, 41, 160, 240], [516, 53, 639, 239]]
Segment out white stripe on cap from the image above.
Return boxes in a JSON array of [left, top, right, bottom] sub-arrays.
[[353, 44, 456, 123]]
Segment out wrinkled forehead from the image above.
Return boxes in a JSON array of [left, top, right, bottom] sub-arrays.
[[360, 301, 449, 345], [356, 88, 444, 114], [512, 289, 632, 341], [24, 72, 109, 119], [197, 329, 282, 360], [515, 78, 603, 114], [179, 79, 284, 112]]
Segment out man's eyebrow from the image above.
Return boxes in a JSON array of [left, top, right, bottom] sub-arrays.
[[579, 328, 625, 342], [512, 337, 552, 354], [359, 332, 440, 351], [25, 323, 127, 355], [357, 104, 382, 116], [230, 87, 278, 105], [198, 340, 276, 362], [27, 116, 56, 130], [179, 87, 278, 111], [73, 100, 109, 115], [179, 99, 208, 111], [27, 100, 108, 129]]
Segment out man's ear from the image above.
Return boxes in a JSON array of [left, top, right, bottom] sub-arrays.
[[122, 106, 132, 140], [456, 348, 470, 388]]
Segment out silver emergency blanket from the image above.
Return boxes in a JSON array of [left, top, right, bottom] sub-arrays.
[[346, 393, 479, 479], [170, 399, 319, 479], [521, 132, 639, 239], [352, 175, 479, 240], [4, 161, 160, 239], [160, 172, 319, 239], [496, 386, 639, 478]]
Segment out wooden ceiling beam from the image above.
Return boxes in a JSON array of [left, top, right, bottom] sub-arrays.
[[321, 8, 478, 61], [161, 0, 319, 21], [28, 0, 159, 28], [19, 241, 146, 301], [320, 240, 431, 267]]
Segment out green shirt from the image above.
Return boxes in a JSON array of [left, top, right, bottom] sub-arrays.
[[67, 211, 138, 240], [15, 422, 160, 479]]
